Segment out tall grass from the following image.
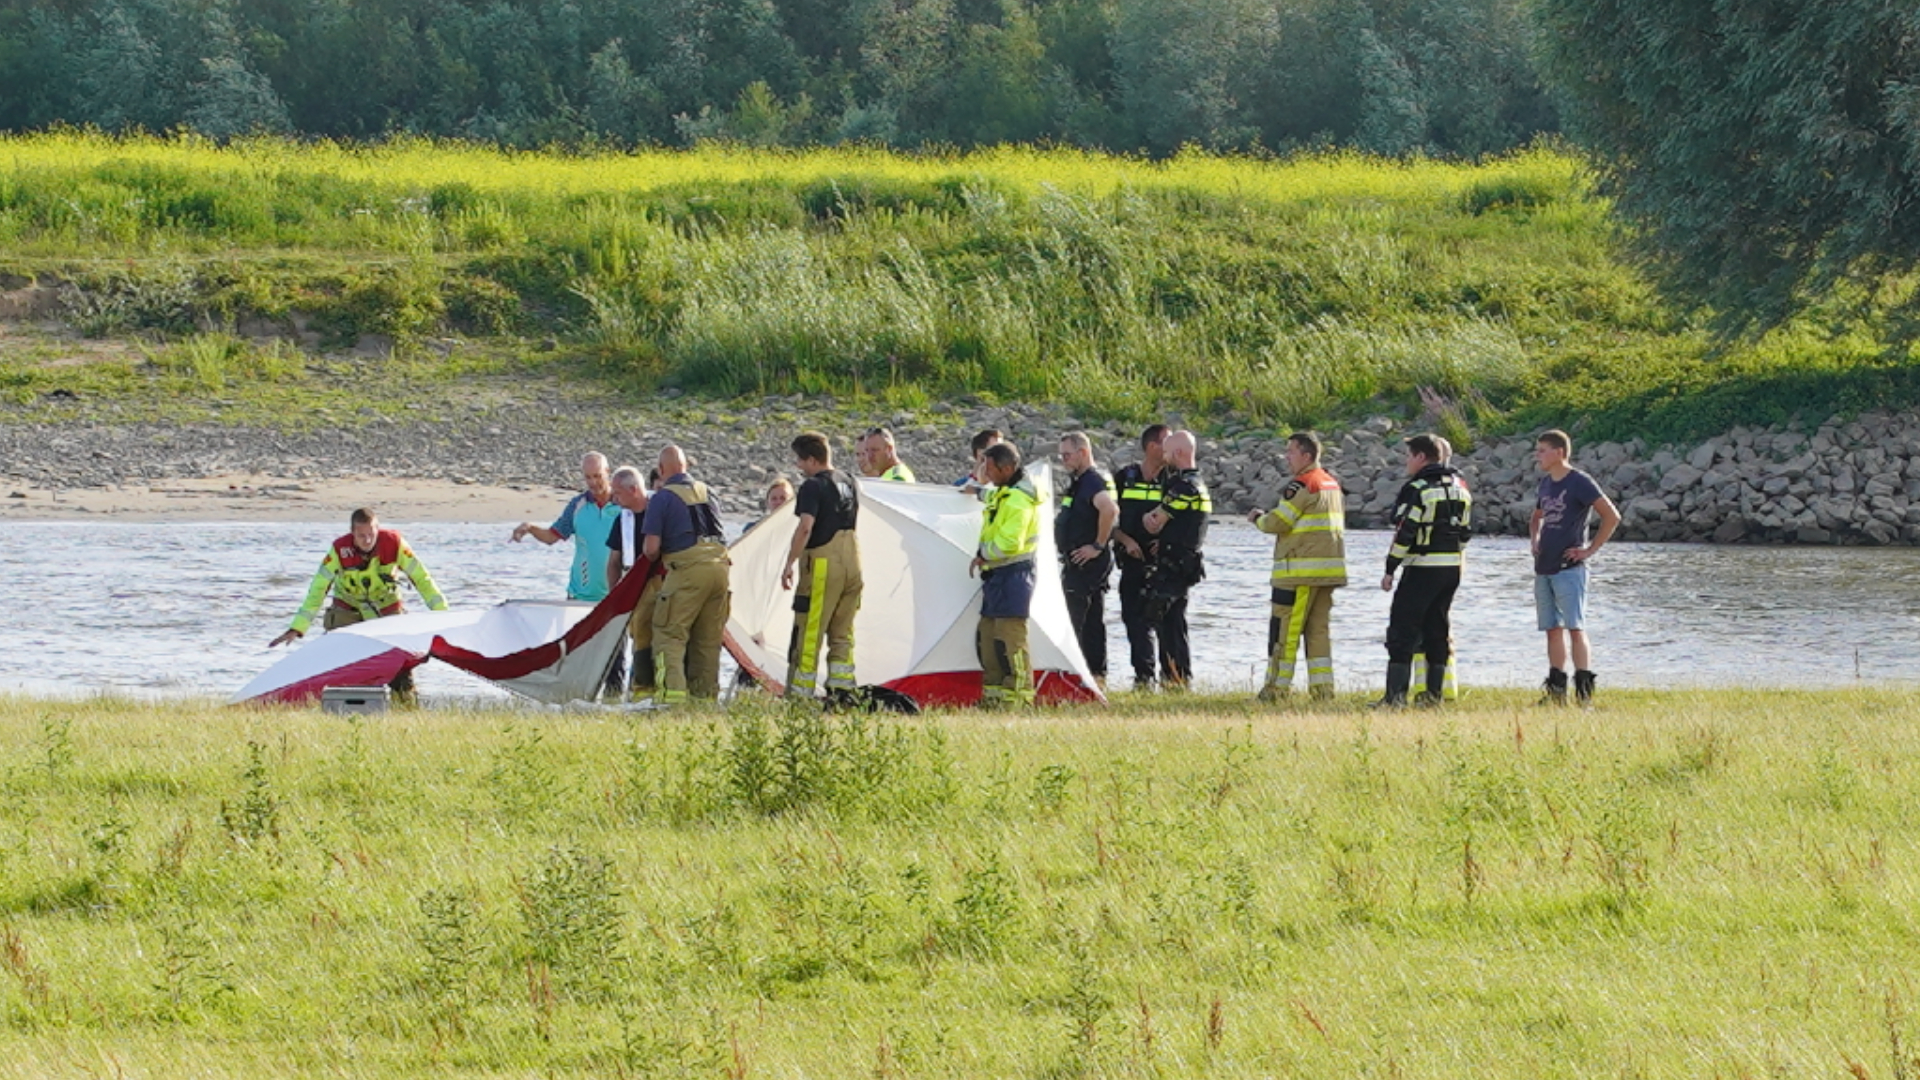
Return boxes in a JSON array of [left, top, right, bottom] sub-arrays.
[[1, 132, 1911, 438], [4, 690, 1920, 1076]]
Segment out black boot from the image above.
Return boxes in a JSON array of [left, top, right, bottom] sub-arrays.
[[1413, 661, 1447, 708], [1573, 669, 1596, 707], [1538, 668, 1568, 707], [1372, 662, 1412, 709]]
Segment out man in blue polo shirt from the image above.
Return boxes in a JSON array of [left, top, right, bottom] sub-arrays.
[[642, 445, 731, 704], [510, 451, 622, 602]]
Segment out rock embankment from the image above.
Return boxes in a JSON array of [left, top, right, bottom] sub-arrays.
[[1202, 409, 1920, 546], [7, 396, 1920, 545]]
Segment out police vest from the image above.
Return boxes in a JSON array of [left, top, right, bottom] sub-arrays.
[[1158, 469, 1212, 552], [1056, 468, 1114, 554]]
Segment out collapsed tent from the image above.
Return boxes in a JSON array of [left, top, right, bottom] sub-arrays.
[[726, 467, 1103, 706], [233, 560, 652, 705]]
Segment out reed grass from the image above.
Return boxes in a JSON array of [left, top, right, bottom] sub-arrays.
[[3, 689, 1919, 1077], [0, 132, 1912, 440]]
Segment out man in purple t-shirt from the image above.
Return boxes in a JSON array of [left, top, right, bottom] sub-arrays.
[[1529, 429, 1621, 706]]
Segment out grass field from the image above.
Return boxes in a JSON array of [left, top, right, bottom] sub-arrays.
[[3, 689, 1918, 1077], [3, 133, 1914, 443]]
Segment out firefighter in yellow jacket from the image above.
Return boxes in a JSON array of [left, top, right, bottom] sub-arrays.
[[1248, 432, 1348, 701], [268, 507, 448, 701], [968, 443, 1042, 707]]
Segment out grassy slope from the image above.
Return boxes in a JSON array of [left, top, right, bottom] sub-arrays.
[[2, 690, 1918, 1077], [0, 133, 1915, 443]]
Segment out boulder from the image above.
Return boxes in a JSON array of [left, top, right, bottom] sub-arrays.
[[1660, 463, 1705, 492]]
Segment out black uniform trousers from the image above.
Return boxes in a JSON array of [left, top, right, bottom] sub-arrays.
[[1061, 557, 1112, 679], [1117, 562, 1162, 687], [1385, 566, 1461, 687]]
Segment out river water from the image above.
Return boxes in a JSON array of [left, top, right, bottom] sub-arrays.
[[2, 519, 1915, 702]]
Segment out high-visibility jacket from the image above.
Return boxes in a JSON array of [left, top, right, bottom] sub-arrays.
[[879, 462, 916, 483], [1386, 464, 1473, 571], [979, 469, 1041, 570], [290, 529, 447, 634], [1255, 466, 1348, 588]]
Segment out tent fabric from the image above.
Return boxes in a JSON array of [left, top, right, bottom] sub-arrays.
[[724, 467, 1103, 707], [427, 558, 652, 702], [233, 559, 655, 705]]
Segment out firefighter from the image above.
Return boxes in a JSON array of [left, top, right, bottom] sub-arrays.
[[1248, 432, 1347, 701], [1376, 434, 1473, 708], [969, 443, 1042, 706], [1056, 431, 1118, 687], [641, 445, 731, 704], [1141, 430, 1209, 688], [269, 507, 448, 702], [781, 431, 863, 703], [1111, 424, 1170, 689]]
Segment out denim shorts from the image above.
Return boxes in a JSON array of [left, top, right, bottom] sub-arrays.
[[1534, 563, 1588, 631]]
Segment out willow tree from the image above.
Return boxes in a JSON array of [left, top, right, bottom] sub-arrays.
[[1537, 0, 1920, 334]]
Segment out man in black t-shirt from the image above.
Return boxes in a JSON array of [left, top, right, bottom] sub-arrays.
[[780, 431, 864, 701], [1056, 431, 1118, 685], [1142, 430, 1210, 688]]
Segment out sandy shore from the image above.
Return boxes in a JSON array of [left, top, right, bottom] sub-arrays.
[[0, 473, 579, 523]]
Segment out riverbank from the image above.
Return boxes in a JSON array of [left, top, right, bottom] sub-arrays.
[[7, 396, 1919, 548], [1, 688, 1915, 1077]]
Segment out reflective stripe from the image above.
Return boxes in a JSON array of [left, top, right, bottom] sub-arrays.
[[827, 662, 856, 691], [789, 555, 830, 696], [1274, 501, 1304, 525], [1403, 551, 1464, 567], [1265, 586, 1314, 692], [1163, 493, 1212, 512]]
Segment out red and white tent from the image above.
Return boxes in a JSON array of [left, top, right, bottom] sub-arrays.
[[726, 467, 1103, 707], [232, 561, 653, 706]]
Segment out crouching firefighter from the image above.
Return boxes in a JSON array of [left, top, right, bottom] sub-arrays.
[[643, 445, 731, 704], [269, 507, 448, 703], [781, 431, 864, 705], [1376, 434, 1472, 708], [969, 443, 1042, 707], [1250, 432, 1348, 702]]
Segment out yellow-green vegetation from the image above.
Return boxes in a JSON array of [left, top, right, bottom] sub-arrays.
[[1, 132, 1915, 440], [4, 690, 1920, 1077]]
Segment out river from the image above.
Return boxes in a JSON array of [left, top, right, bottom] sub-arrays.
[[2, 520, 1914, 701]]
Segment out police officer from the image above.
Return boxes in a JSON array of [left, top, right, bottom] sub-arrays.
[[1249, 432, 1348, 702], [1112, 424, 1170, 689], [969, 443, 1042, 707], [1142, 430, 1209, 688], [1056, 431, 1117, 687], [1376, 434, 1473, 708], [641, 445, 731, 704], [781, 431, 863, 703]]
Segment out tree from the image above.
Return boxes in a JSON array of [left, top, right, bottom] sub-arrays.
[[1110, 0, 1277, 154], [185, 55, 291, 139], [1537, 0, 1920, 334]]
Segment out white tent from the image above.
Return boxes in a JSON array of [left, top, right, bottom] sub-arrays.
[[233, 562, 650, 706], [726, 467, 1103, 707]]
